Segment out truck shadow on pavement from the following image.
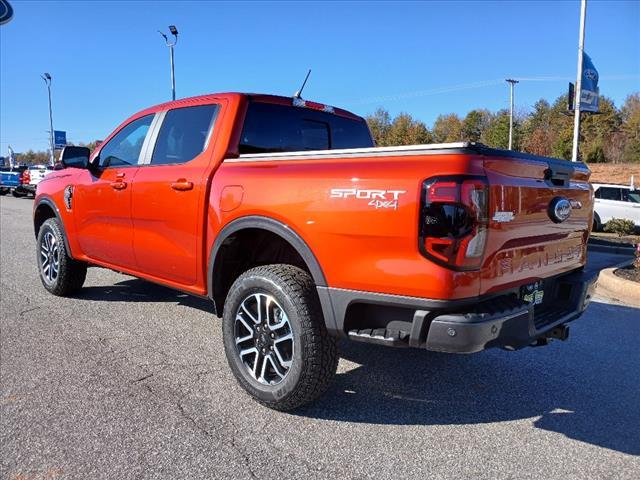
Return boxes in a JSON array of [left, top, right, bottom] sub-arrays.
[[73, 278, 215, 313], [298, 300, 640, 456]]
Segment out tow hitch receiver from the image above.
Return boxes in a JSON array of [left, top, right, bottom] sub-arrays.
[[531, 325, 570, 347]]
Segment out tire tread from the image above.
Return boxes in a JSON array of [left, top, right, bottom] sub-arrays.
[[38, 217, 87, 296], [224, 264, 338, 411]]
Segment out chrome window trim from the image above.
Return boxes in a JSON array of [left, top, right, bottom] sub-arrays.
[[138, 111, 166, 165], [202, 105, 220, 152]]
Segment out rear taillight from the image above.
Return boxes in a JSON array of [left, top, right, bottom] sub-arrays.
[[419, 176, 489, 270], [21, 170, 30, 185]]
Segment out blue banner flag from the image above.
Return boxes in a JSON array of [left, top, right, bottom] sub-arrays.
[[580, 52, 599, 113]]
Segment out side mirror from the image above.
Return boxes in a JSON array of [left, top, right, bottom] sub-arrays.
[[60, 146, 90, 169]]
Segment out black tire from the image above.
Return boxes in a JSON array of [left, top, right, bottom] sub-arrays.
[[37, 217, 87, 296], [222, 264, 338, 411], [0, 190, 7, 196], [12, 190, 26, 198], [593, 212, 602, 232]]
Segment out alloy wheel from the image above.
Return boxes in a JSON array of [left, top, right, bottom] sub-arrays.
[[234, 292, 294, 385], [40, 231, 60, 284]]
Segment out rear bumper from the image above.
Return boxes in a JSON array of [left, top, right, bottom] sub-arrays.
[[318, 268, 598, 353]]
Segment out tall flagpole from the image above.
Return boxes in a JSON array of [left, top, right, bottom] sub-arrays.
[[506, 79, 519, 150], [572, 0, 587, 162]]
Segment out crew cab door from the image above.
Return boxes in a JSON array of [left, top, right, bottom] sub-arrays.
[[73, 114, 155, 268], [131, 103, 220, 286]]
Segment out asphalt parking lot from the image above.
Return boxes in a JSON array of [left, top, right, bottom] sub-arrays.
[[1, 195, 639, 479]]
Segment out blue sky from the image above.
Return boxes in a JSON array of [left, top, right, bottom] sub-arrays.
[[1, 0, 638, 153]]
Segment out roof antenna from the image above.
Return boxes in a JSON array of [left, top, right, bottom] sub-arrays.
[[294, 69, 311, 99]]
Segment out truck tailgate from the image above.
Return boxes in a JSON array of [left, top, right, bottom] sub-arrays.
[[29, 167, 49, 185], [481, 155, 592, 295]]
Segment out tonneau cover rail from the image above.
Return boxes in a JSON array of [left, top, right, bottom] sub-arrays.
[[231, 142, 589, 171]]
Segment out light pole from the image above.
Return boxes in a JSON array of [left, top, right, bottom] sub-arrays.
[[158, 25, 179, 101], [506, 78, 519, 150], [41, 72, 55, 166]]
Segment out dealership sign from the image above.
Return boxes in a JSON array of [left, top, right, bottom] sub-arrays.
[[54, 130, 67, 149]]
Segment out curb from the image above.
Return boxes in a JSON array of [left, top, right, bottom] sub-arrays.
[[596, 259, 640, 308], [587, 243, 636, 255]]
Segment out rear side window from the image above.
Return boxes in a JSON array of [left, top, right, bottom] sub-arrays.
[[152, 105, 219, 165], [239, 102, 373, 154], [596, 187, 622, 201], [99, 114, 154, 167]]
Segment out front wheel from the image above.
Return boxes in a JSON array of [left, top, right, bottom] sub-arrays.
[[37, 218, 87, 296], [222, 264, 338, 411]]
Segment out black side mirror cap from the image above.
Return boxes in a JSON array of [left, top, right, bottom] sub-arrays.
[[60, 146, 91, 169]]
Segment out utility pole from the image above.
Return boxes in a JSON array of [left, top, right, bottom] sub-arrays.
[[41, 73, 55, 166], [572, 0, 587, 162], [158, 25, 179, 101], [506, 79, 519, 150]]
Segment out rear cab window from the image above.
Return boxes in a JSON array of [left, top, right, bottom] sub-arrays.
[[239, 101, 373, 154]]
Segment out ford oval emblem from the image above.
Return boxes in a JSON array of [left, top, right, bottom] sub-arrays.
[[549, 197, 572, 223]]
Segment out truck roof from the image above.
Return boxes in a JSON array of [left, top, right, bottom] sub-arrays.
[[135, 92, 364, 122]]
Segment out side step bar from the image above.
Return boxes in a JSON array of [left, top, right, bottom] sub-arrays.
[[348, 328, 411, 347]]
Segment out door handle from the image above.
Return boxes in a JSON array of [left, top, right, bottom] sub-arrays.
[[171, 179, 194, 191], [111, 181, 127, 190]]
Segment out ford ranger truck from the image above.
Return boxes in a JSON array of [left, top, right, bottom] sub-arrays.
[[33, 93, 598, 411]]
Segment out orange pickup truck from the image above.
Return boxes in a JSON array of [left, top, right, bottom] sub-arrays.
[[34, 93, 598, 410]]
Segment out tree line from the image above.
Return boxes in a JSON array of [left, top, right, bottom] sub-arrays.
[[366, 91, 640, 163], [5, 91, 639, 165]]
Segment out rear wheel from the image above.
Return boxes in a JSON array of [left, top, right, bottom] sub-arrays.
[[37, 218, 87, 296], [12, 190, 26, 198], [222, 264, 338, 411]]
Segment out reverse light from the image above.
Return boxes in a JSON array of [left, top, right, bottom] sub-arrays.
[[419, 176, 489, 270]]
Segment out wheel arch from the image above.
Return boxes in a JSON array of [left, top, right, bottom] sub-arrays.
[[207, 216, 327, 315], [34, 197, 72, 257]]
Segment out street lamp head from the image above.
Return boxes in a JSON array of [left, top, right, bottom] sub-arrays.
[[44, 72, 51, 80], [169, 25, 178, 36]]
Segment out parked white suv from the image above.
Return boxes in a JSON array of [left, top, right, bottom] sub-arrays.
[[592, 183, 640, 231]]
